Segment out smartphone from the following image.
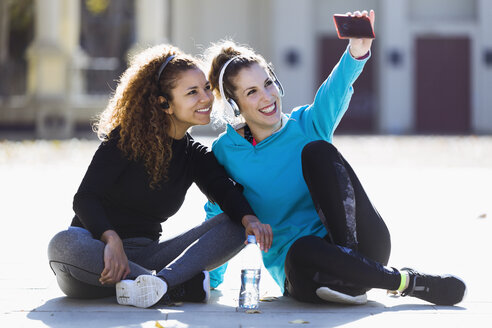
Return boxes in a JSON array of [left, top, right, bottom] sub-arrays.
[[333, 14, 375, 39]]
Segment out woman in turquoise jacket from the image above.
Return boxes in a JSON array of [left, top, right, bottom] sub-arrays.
[[204, 10, 465, 306]]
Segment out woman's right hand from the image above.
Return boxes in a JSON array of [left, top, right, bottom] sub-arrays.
[[348, 10, 375, 58], [99, 230, 131, 285], [241, 215, 273, 252]]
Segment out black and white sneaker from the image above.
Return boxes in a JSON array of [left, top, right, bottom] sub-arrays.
[[400, 267, 466, 306], [116, 275, 167, 308], [165, 271, 210, 303]]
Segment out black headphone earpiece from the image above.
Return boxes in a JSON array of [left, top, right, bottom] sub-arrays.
[[268, 66, 285, 97], [158, 94, 170, 110], [156, 55, 175, 111], [219, 57, 240, 117], [160, 100, 170, 110], [229, 99, 240, 117]]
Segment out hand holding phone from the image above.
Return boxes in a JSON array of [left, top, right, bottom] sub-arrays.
[[333, 14, 375, 39]]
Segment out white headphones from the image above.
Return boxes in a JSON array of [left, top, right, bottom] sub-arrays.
[[218, 56, 285, 117]]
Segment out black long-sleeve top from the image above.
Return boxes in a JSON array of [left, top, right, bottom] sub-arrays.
[[71, 132, 254, 240]]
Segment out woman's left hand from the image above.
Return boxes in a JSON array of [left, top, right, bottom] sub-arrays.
[[348, 9, 375, 58], [241, 215, 273, 252], [99, 230, 131, 285]]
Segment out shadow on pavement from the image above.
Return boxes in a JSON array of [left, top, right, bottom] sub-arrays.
[[27, 296, 166, 328], [25, 291, 467, 328]]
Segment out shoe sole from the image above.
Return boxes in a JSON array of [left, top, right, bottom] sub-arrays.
[[316, 286, 367, 305], [203, 271, 210, 302], [116, 275, 167, 308]]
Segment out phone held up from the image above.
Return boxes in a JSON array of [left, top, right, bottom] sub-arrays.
[[333, 14, 375, 39]]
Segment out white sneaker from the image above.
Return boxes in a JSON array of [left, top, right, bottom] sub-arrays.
[[316, 286, 367, 305], [116, 275, 168, 308]]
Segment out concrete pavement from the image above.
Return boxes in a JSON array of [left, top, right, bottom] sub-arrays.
[[1, 135, 491, 327]]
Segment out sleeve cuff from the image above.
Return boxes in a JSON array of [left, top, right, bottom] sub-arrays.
[[347, 45, 371, 62], [355, 51, 370, 60]]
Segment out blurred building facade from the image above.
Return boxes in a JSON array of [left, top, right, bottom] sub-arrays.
[[0, 0, 491, 138]]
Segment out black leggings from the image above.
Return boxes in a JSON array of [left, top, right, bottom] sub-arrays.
[[284, 140, 401, 303]]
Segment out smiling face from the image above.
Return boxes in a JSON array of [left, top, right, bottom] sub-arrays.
[[232, 63, 282, 141], [165, 68, 214, 138]]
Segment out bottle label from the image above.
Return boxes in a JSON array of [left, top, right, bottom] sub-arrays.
[[238, 269, 261, 310]]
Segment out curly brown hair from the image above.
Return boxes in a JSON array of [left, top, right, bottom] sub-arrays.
[[94, 44, 200, 189]]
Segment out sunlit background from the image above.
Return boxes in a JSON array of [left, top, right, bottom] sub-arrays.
[[0, 0, 491, 139], [1, 3, 492, 326]]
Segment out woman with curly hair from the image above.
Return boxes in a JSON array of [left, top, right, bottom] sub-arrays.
[[47, 44, 272, 308]]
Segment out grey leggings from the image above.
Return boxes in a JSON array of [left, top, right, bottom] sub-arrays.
[[48, 213, 245, 299]]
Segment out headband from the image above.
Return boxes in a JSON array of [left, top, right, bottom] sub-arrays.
[[218, 56, 240, 102], [155, 55, 176, 84]]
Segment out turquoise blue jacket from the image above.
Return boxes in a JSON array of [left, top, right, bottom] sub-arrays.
[[205, 47, 369, 293]]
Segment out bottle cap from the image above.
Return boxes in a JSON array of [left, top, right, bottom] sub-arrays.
[[247, 235, 256, 244]]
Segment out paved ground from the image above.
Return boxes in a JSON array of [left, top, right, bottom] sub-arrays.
[[1, 134, 491, 327]]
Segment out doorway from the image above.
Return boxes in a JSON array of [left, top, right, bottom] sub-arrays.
[[415, 37, 471, 133]]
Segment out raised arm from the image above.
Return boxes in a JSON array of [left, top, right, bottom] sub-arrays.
[[299, 10, 375, 141]]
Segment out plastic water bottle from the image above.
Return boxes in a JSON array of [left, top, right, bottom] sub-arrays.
[[238, 235, 262, 310]]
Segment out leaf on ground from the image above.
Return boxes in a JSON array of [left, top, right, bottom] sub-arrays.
[[260, 296, 279, 302], [155, 321, 165, 328], [289, 319, 309, 324], [386, 290, 399, 296], [165, 302, 183, 307], [245, 309, 262, 314]]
